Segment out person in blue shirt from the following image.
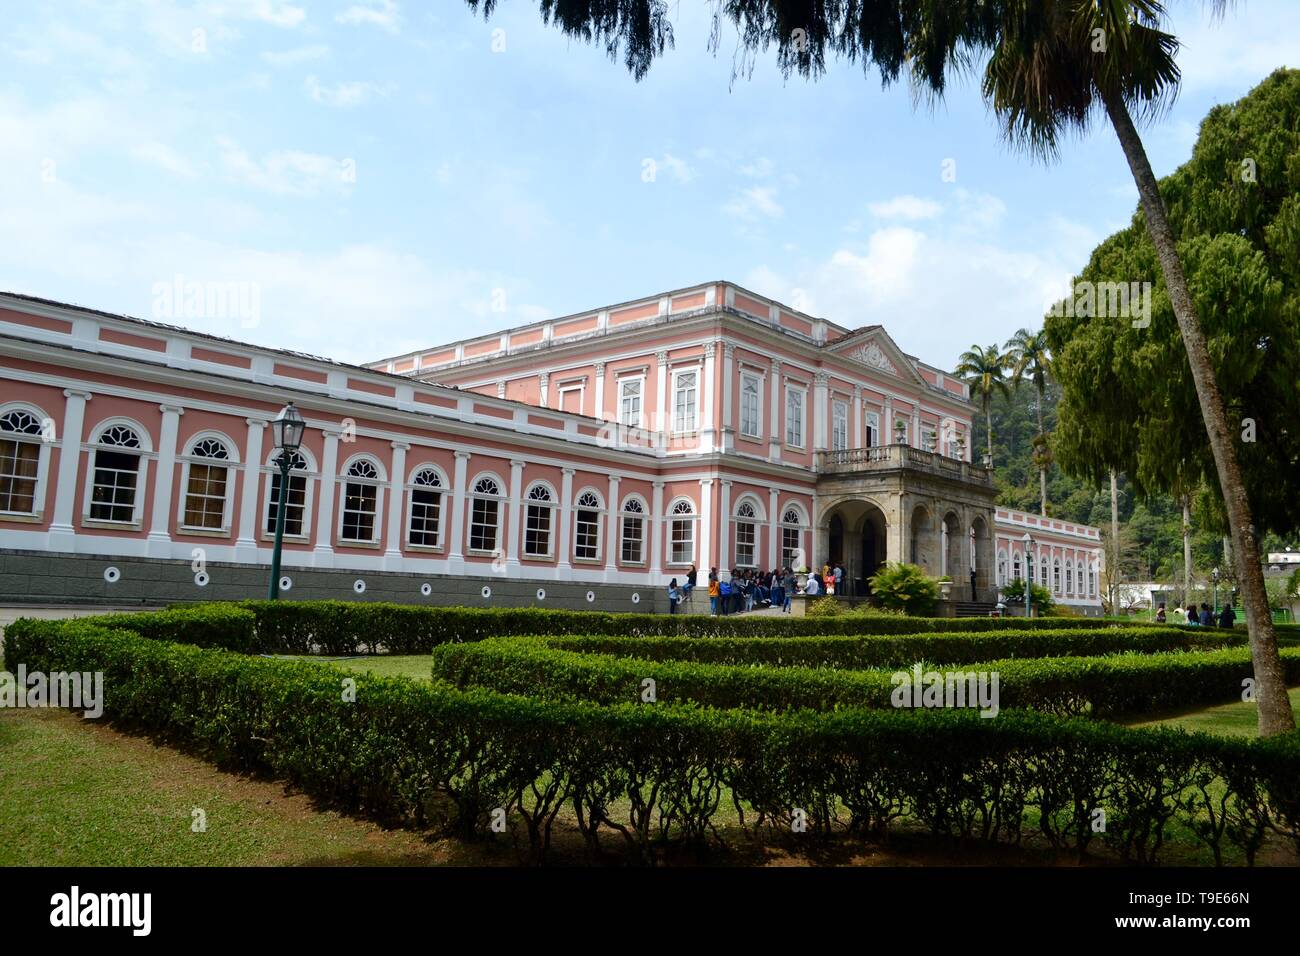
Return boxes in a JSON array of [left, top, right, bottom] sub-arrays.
[[718, 577, 732, 616], [1199, 603, 1213, 626], [667, 578, 681, 614]]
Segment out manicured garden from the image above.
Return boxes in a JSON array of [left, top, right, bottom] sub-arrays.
[[4, 601, 1299, 866]]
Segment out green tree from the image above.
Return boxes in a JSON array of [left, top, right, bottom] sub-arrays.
[[954, 344, 1012, 468], [1005, 327, 1053, 515], [470, 1, 1296, 733]]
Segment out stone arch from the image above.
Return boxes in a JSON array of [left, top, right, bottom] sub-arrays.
[[909, 502, 936, 574], [819, 497, 889, 598]]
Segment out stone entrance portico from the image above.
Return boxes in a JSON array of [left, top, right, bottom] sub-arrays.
[[813, 445, 999, 603]]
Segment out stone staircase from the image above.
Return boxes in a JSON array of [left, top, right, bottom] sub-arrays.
[[952, 601, 999, 618]]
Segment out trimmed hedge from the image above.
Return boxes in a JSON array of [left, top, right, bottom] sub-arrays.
[[536, 628, 1245, 669], [431, 638, 1300, 718], [224, 600, 1137, 654], [5, 615, 1298, 866]]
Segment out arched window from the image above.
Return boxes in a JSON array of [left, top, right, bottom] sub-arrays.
[[89, 424, 143, 523], [1012, 551, 1022, 582], [1089, 564, 1097, 598], [781, 506, 805, 570], [266, 449, 310, 537], [620, 497, 646, 565], [574, 490, 602, 561], [997, 549, 1008, 587], [469, 476, 503, 553], [181, 436, 232, 531], [524, 483, 555, 558], [1040, 556, 1049, 589], [340, 458, 382, 542], [1065, 562, 1073, 596], [669, 499, 695, 565], [407, 467, 444, 548], [1053, 558, 1062, 595], [734, 500, 758, 568], [0, 407, 46, 516]]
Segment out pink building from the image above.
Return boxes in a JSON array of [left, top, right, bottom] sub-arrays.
[[0, 282, 1102, 613]]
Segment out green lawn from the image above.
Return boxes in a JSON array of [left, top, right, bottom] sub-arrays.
[[315, 654, 433, 681], [0, 707, 451, 866], [1127, 686, 1300, 737]]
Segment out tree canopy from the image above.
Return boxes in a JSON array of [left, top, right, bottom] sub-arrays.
[[1046, 68, 1300, 538]]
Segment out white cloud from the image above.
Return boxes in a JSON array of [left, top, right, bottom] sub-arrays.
[[216, 137, 354, 196], [205, 0, 307, 28], [739, 156, 774, 178], [262, 44, 330, 66], [303, 75, 390, 107], [1172, 2, 1300, 94], [868, 194, 942, 221], [130, 142, 200, 179], [335, 0, 401, 33], [723, 185, 783, 221], [658, 153, 695, 183]]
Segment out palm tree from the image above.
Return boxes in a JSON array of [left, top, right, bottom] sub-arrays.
[[1005, 327, 1052, 515], [472, 0, 1295, 735], [954, 344, 1011, 468]]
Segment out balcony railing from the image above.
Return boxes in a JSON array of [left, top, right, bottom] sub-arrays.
[[816, 444, 993, 486]]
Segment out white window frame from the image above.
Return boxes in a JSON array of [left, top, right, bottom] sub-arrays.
[[468, 473, 505, 555], [733, 498, 761, 569], [81, 418, 152, 530], [784, 384, 806, 449], [177, 431, 238, 536], [620, 495, 647, 566], [557, 382, 586, 415], [0, 403, 53, 521], [997, 548, 1008, 587], [261, 447, 317, 542], [672, 367, 699, 434], [865, 411, 880, 448], [739, 370, 763, 439], [405, 463, 447, 551], [337, 454, 386, 546], [523, 481, 556, 559], [668, 497, 697, 566], [618, 376, 644, 428], [780, 504, 807, 570], [831, 399, 849, 452], [573, 487, 604, 563]]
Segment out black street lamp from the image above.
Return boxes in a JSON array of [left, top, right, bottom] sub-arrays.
[[1022, 532, 1035, 619], [1212, 566, 1220, 616], [267, 402, 306, 600]]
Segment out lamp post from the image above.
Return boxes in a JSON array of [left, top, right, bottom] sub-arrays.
[[1022, 532, 1034, 619], [267, 402, 306, 600], [1212, 566, 1220, 617]]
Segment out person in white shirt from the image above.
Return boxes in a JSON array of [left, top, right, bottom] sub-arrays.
[[804, 574, 820, 596]]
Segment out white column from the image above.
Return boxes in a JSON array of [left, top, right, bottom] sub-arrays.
[[604, 474, 621, 580], [557, 467, 575, 578], [698, 478, 713, 572], [913, 406, 922, 450], [769, 358, 783, 462], [811, 494, 825, 573], [700, 343, 716, 453], [650, 480, 665, 579], [313, 428, 340, 566], [593, 362, 606, 421], [721, 344, 735, 453], [383, 442, 409, 569], [146, 403, 184, 557], [48, 389, 91, 551], [718, 479, 732, 576], [884, 397, 895, 443], [851, 386, 862, 449], [507, 459, 525, 570], [234, 418, 267, 561], [449, 451, 470, 571], [768, 487, 780, 569], [655, 351, 669, 455], [813, 371, 829, 452], [539, 372, 550, 408]]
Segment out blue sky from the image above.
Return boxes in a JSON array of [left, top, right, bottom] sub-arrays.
[[2, 1, 1297, 371]]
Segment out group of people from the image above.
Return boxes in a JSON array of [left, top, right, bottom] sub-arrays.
[[665, 561, 848, 615], [1155, 601, 1237, 628]]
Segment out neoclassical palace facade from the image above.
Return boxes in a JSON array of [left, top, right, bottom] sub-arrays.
[[0, 282, 1102, 613]]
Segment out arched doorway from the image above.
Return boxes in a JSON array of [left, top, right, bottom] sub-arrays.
[[910, 504, 935, 574], [942, 511, 963, 581], [970, 514, 994, 600], [821, 500, 888, 597]]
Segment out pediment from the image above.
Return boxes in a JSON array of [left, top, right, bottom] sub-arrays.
[[827, 329, 927, 387]]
